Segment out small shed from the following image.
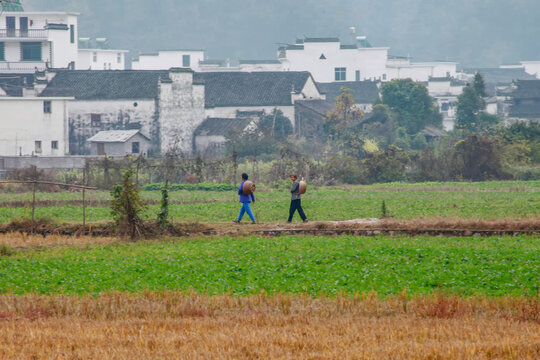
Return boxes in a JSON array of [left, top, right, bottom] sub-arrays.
[[87, 130, 151, 156]]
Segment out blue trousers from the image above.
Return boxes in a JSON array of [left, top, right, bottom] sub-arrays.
[[237, 202, 255, 222]]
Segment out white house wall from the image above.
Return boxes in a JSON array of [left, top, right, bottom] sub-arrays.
[[521, 61, 540, 79], [68, 99, 157, 154], [0, 97, 70, 156], [132, 51, 205, 71], [281, 43, 389, 83], [77, 50, 126, 70], [158, 71, 206, 154]]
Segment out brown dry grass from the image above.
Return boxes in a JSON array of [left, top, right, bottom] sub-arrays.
[[0, 292, 538, 359]]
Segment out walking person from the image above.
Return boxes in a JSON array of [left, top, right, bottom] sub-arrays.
[[287, 174, 308, 223], [235, 173, 256, 224]]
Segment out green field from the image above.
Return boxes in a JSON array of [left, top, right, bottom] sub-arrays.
[[0, 181, 538, 223], [1, 235, 538, 297]]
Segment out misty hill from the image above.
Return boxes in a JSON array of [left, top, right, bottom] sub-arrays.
[[24, 0, 540, 67]]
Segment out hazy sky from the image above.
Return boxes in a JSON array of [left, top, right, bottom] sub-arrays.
[[24, 0, 540, 67]]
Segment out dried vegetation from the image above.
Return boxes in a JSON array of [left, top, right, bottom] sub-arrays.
[[0, 292, 538, 359]]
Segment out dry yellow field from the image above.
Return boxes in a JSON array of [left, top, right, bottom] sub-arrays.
[[0, 292, 538, 359]]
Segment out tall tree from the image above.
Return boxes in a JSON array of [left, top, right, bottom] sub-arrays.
[[381, 79, 442, 134], [324, 87, 364, 137]]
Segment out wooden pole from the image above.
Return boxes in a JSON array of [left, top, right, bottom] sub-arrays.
[[82, 168, 87, 228], [31, 166, 36, 231]]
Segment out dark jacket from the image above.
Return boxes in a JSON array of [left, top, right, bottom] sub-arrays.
[[238, 180, 255, 203], [290, 181, 301, 200]]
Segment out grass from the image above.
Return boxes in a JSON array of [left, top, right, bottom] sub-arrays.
[[0, 180, 538, 223], [0, 235, 538, 297]]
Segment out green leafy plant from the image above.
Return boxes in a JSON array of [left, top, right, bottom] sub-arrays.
[[111, 169, 147, 240], [157, 181, 169, 228]]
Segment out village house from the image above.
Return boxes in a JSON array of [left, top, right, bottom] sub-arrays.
[[277, 35, 457, 83], [0, 73, 71, 156], [505, 80, 540, 123], [193, 117, 255, 157], [87, 129, 151, 156], [131, 50, 205, 71], [77, 38, 128, 70]]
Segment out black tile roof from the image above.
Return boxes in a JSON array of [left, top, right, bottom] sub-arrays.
[[295, 100, 334, 116], [39, 70, 170, 100], [465, 68, 537, 96], [194, 71, 312, 107], [510, 80, 540, 99], [317, 81, 380, 104], [0, 73, 35, 97], [194, 117, 253, 137]]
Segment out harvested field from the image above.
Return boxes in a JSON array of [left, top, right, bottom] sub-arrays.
[[0, 293, 538, 359]]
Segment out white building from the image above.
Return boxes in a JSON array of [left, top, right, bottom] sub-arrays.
[[77, 38, 128, 70], [132, 50, 205, 71], [0, 1, 78, 72], [278, 36, 458, 83], [0, 76, 71, 156], [520, 61, 540, 79], [427, 77, 466, 131]]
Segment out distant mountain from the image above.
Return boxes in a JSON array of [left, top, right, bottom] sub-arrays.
[[24, 0, 540, 67]]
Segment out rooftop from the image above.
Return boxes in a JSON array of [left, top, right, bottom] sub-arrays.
[[194, 117, 253, 137], [317, 81, 380, 104], [87, 130, 149, 143], [0, 0, 24, 12]]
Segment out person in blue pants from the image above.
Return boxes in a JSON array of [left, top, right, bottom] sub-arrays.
[[234, 173, 256, 224]]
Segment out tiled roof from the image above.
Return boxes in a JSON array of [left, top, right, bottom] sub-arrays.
[[509, 80, 540, 99], [194, 117, 253, 137], [87, 130, 149, 143], [317, 81, 380, 104], [0, 73, 35, 97], [465, 68, 536, 96], [239, 60, 281, 64], [39, 70, 170, 100], [295, 100, 334, 116], [304, 37, 340, 43], [0, 0, 24, 11], [194, 71, 312, 107]]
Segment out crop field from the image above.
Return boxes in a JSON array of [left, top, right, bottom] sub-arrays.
[[0, 234, 539, 359], [1, 181, 538, 358], [0, 180, 538, 223]]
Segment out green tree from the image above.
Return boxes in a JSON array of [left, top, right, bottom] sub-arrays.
[[259, 109, 293, 139], [381, 79, 442, 134], [324, 87, 364, 137], [110, 169, 147, 240], [455, 78, 499, 133], [473, 72, 487, 97]]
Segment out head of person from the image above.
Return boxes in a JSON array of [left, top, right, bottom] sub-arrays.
[[242, 173, 248, 181], [290, 174, 297, 182]]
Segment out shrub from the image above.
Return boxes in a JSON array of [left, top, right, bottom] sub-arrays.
[[111, 170, 147, 240]]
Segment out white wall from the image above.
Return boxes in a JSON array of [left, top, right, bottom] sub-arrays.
[[0, 12, 79, 70], [77, 49, 127, 70], [281, 42, 389, 83], [0, 97, 70, 156], [521, 61, 540, 79], [132, 50, 205, 71]]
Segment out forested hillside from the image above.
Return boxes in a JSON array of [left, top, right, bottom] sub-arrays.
[[24, 0, 540, 66]]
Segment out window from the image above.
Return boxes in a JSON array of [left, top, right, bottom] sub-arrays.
[[51, 141, 58, 150], [6, 17, 15, 37], [70, 25, 75, 44], [91, 114, 102, 127], [35, 141, 42, 154], [92, 52, 97, 62], [446, 72, 451, 78], [20, 17, 29, 37], [21, 42, 42, 61], [117, 53, 122, 64], [335, 67, 346, 81], [355, 70, 360, 81], [382, 73, 387, 81], [132, 142, 140, 154], [0, 42, 5, 61], [319, 54, 326, 60], [182, 54, 190, 67], [43, 101, 51, 113]]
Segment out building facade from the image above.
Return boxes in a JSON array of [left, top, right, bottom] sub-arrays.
[[131, 50, 205, 71]]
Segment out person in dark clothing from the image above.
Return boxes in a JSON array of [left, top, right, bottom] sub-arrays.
[[287, 174, 308, 223], [235, 173, 256, 223]]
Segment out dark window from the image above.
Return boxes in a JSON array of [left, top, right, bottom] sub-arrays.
[[319, 54, 326, 60], [382, 73, 387, 81], [132, 142, 140, 154], [335, 67, 346, 81], [35, 141, 42, 154], [91, 114, 102, 127], [21, 42, 42, 61], [70, 25, 75, 44], [117, 53, 122, 64], [0, 42, 4, 61], [43, 101, 51, 113], [355, 70, 360, 81], [20, 17, 28, 37], [51, 141, 58, 150], [6, 17, 15, 37], [97, 143, 105, 156], [182, 54, 190, 67]]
